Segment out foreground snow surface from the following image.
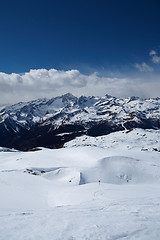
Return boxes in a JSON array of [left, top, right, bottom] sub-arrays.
[[0, 129, 160, 240]]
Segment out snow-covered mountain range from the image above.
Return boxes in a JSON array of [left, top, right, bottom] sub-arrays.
[[0, 93, 159, 150]]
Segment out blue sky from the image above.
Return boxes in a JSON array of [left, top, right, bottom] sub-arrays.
[[0, 0, 160, 103]]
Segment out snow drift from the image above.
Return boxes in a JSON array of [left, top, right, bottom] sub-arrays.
[[80, 156, 160, 185]]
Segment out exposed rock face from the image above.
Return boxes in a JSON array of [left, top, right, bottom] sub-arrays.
[[0, 93, 159, 150]]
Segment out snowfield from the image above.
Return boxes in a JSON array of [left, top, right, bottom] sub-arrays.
[[0, 128, 160, 239]]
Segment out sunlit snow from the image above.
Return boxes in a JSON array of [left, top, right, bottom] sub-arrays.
[[0, 128, 160, 239]]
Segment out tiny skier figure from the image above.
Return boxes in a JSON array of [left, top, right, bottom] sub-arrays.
[[99, 180, 100, 185]]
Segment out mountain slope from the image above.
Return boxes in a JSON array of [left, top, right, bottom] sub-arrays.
[[0, 93, 159, 150]]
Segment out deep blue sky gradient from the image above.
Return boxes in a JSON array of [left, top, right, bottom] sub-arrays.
[[0, 0, 160, 74]]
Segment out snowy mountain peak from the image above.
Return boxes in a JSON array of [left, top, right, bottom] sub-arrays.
[[0, 93, 159, 150]]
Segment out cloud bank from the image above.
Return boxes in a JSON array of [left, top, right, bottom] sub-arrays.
[[0, 68, 159, 105]]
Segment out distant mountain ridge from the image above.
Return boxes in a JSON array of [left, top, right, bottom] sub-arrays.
[[0, 93, 159, 150]]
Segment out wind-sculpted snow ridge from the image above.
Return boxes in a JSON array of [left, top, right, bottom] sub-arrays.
[[0, 93, 159, 150], [0, 147, 18, 152], [80, 156, 160, 185]]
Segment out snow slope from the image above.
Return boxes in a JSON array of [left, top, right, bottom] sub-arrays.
[[64, 128, 160, 151], [0, 128, 160, 239]]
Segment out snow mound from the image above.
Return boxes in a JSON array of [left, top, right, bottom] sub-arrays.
[[43, 167, 80, 185], [80, 156, 160, 185]]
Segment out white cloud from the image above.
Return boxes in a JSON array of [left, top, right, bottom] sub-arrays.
[[151, 55, 160, 64], [135, 62, 153, 72], [149, 50, 157, 56], [149, 50, 160, 64], [0, 68, 159, 105]]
